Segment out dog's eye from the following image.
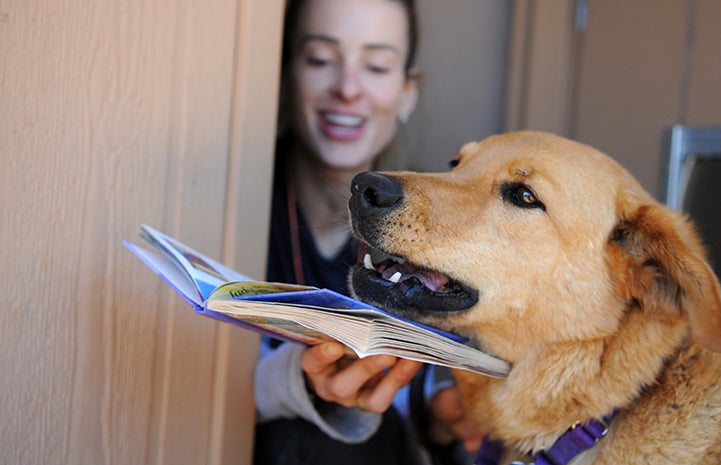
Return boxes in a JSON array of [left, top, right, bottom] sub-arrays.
[[449, 158, 460, 169], [502, 183, 546, 211]]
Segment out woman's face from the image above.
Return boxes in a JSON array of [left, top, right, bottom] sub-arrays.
[[289, 0, 418, 171]]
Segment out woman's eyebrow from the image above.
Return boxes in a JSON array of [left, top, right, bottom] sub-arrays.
[[364, 43, 402, 57], [300, 33, 338, 47], [300, 34, 401, 57]]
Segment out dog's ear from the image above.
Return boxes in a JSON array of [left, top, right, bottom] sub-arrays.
[[608, 199, 721, 352]]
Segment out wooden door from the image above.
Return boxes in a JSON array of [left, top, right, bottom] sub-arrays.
[[0, 0, 283, 463]]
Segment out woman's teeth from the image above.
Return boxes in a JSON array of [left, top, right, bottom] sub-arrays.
[[323, 113, 364, 127]]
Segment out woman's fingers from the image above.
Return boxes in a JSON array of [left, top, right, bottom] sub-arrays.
[[318, 353, 397, 407], [300, 341, 346, 376], [300, 342, 421, 412], [356, 358, 423, 412], [428, 385, 484, 452]]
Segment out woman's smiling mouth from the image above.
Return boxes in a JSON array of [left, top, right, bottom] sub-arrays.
[[320, 111, 367, 141]]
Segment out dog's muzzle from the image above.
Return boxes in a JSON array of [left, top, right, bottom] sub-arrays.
[[348, 172, 479, 316]]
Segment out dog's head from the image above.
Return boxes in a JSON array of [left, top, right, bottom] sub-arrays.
[[349, 131, 721, 363]]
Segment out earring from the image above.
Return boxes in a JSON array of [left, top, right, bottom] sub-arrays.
[[398, 112, 409, 124]]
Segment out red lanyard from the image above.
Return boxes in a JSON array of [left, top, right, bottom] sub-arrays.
[[286, 173, 306, 286]]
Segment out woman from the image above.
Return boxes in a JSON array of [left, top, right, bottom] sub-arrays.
[[254, 0, 481, 463]]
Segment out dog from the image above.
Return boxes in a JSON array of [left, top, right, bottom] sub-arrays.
[[348, 131, 721, 464]]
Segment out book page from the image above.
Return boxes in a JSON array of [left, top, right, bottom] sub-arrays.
[[140, 224, 251, 299], [209, 282, 467, 343], [124, 241, 204, 306], [206, 298, 511, 377]]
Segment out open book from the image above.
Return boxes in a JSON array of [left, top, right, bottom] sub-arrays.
[[124, 225, 510, 378]]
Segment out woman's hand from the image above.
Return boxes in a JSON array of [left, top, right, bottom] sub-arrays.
[[428, 384, 484, 453], [300, 341, 423, 413]]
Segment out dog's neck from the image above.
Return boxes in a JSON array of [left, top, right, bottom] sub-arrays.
[[456, 309, 690, 454]]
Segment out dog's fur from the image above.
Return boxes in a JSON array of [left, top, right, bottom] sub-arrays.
[[348, 131, 721, 464]]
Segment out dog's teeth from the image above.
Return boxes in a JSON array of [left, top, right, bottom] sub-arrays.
[[389, 272, 402, 283], [363, 253, 375, 270]]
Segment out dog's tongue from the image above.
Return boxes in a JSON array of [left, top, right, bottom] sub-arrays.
[[380, 263, 449, 291]]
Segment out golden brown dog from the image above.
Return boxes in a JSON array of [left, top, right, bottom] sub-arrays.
[[348, 131, 721, 464]]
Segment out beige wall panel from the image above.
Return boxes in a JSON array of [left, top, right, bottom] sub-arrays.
[[572, 0, 687, 197], [0, 0, 282, 463], [508, 0, 721, 200], [686, 0, 721, 125], [214, 0, 284, 463]]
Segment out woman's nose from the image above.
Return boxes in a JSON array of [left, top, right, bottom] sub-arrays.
[[332, 64, 362, 101]]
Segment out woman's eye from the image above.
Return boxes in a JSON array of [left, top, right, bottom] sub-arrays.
[[305, 56, 332, 67], [366, 64, 391, 74], [364, 51, 398, 75], [502, 183, 545, 211]]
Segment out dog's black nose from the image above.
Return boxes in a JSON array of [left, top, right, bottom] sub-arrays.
[[350, 172, 404, 212]]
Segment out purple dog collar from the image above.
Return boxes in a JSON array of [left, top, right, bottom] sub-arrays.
[[475, 410, 617, 465]]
